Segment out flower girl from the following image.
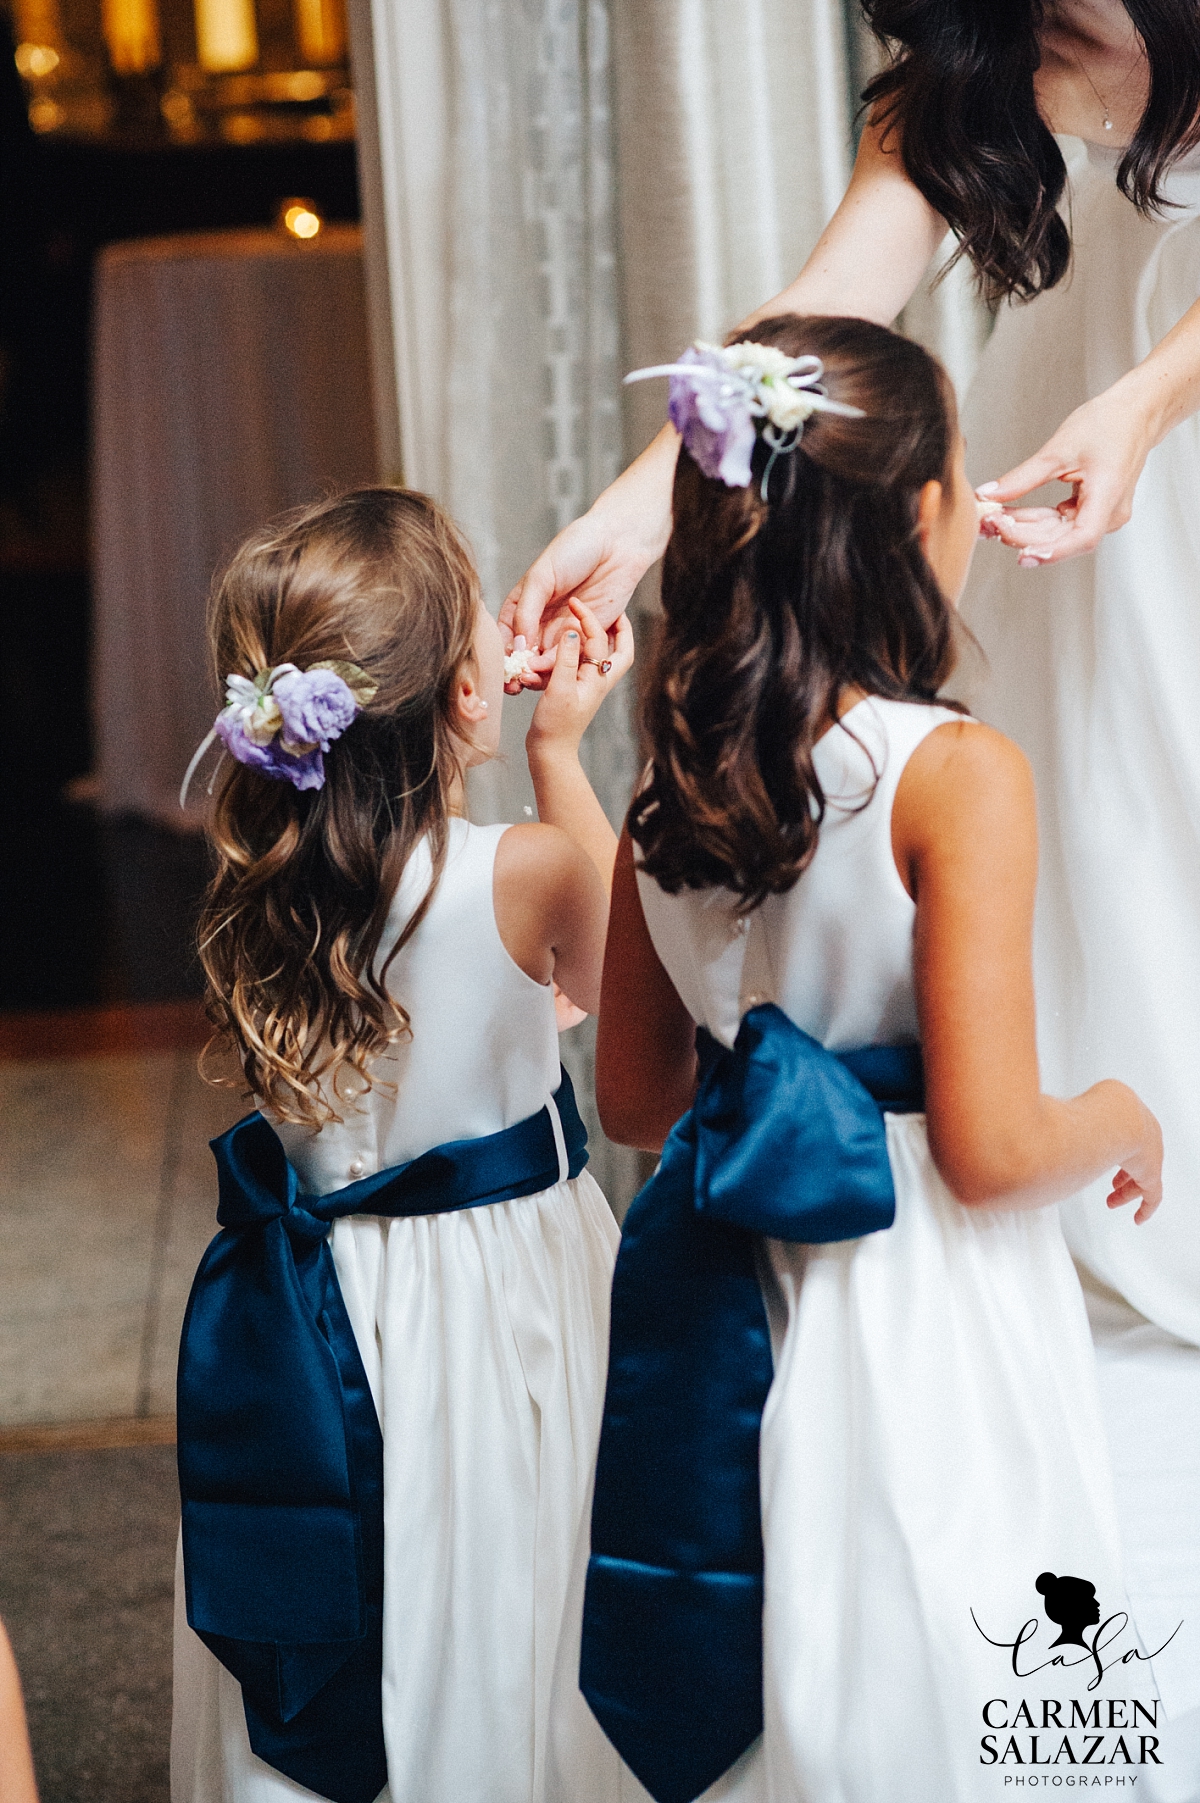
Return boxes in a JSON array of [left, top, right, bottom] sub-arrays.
[[549, 318, 1165, 1803], [169, 486, 631, 1803]]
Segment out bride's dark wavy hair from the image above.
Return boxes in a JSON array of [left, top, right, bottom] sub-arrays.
[[862, 0, 1200, 303], [630, 315, 961, 910], [199, 487, 478, 1128]]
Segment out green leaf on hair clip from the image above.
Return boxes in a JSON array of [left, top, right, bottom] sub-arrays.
[[309, 659, 379, 708]]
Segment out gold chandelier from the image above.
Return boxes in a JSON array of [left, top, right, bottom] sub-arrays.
[[9, 0, 354, 142]]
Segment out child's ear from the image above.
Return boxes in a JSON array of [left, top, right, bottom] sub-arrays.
[[915, 478, 944, 555], [455, 661, 489, 728]]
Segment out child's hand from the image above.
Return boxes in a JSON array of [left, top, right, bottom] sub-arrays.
[[554, 982, 588, 1031], [1106, 1100, 1164, 1224], [526, 600, 634, 761]]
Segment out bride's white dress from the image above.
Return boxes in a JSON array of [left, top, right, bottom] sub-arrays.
[[961, 133, 1200, 1780]]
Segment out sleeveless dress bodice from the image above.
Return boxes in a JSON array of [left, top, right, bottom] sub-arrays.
[[272, 818, 560, 1195], [636, 696, 953, 1052]]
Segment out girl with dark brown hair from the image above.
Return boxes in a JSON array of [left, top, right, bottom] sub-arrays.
[[515, 5, 1200, 1779], [546, 317, 1161, 1803], [169, 487, 634, 1803]]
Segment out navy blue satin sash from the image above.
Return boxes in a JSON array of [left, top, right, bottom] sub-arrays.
[[580, 1005, 923, 1803], [177, 1070, 587, 1803]]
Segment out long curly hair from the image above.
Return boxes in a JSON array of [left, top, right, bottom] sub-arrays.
[[198, 487, 479, 1128], [630, 315, 960, 910], [862, 0, 1200, 304]]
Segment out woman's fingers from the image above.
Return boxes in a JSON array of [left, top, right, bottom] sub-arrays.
[[982, 488, 1118, 567], [979, 446, 1072, 507], [976, 388, 1152, 566], [506, 553, 559, 649], [986, 506, 1067, 546], [1026, 475, 1126, 561]]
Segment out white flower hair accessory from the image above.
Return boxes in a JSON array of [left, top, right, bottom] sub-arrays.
[[624, 340, 864, 497]]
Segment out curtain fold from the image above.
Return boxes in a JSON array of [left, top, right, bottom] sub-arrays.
[[612, 0, 856, 459], [355, 0, 639, 1206]]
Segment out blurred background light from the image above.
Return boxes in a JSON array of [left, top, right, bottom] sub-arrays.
[[14, 40, 60, 75], [279, 196, 321, 238]]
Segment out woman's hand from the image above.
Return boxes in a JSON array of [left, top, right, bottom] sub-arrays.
[[500, 424, 679, 689], [977, 373, 1158, 567]]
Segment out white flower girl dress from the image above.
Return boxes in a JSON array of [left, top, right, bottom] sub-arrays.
[[548, 699, 1144, 1803], [172, 817, 619, 1803]]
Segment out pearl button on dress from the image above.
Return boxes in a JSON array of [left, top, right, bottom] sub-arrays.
[[348, 1157, 365, 1178]]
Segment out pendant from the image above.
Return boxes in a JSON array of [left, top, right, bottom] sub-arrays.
[[1104, 114, 1113, 130]]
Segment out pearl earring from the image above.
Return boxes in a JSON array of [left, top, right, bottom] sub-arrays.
[[480, 700, 488, 712]]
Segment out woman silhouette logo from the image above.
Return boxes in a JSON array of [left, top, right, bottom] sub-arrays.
[[1036, 1572, 1101, 1648]]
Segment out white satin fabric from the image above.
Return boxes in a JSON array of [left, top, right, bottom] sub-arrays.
[[550, 1120, 1134, 1803], [548, 702, 1136, 1802], [961, 135, 1200, 1729], [171, 822, 620, 1803]]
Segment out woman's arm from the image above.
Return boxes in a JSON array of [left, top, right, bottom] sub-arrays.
[[981, 293, 1200, 564], [506, 121, 945, 651], [742, 118, 946, 330], [894, 720, 1162, 1215], [595, 830, 698, 1151]]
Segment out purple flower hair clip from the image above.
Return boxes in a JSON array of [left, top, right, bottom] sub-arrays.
[[179, 658, 378, 809], [624, 340, 864, 497]]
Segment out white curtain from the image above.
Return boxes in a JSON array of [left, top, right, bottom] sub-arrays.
[[611, 0, 856, 459], [350, 0, 639, 1204], [347, 0, 987, 1208]]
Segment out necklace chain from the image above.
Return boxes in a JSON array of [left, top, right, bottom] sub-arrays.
[[1061, 35, 1142, 133]]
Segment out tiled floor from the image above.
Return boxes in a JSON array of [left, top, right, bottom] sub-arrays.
[[0, 1443, 179, 1803], [0, 1038, 243, 1428]]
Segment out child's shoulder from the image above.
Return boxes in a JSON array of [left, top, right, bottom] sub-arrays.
[[492, 821, 606, 985], [902, 714, 1031, 790], [893, 715, 1036, 866], [493, 820, 587, 895]]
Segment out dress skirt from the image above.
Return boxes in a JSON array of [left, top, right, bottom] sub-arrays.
[[172, 1170, 620, 1803], [547, 1115, 1142, 1803]]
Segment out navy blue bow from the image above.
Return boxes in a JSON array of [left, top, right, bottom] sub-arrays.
[[177, 1072, 587, 1803], [580, 1005, 922, 1803]]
